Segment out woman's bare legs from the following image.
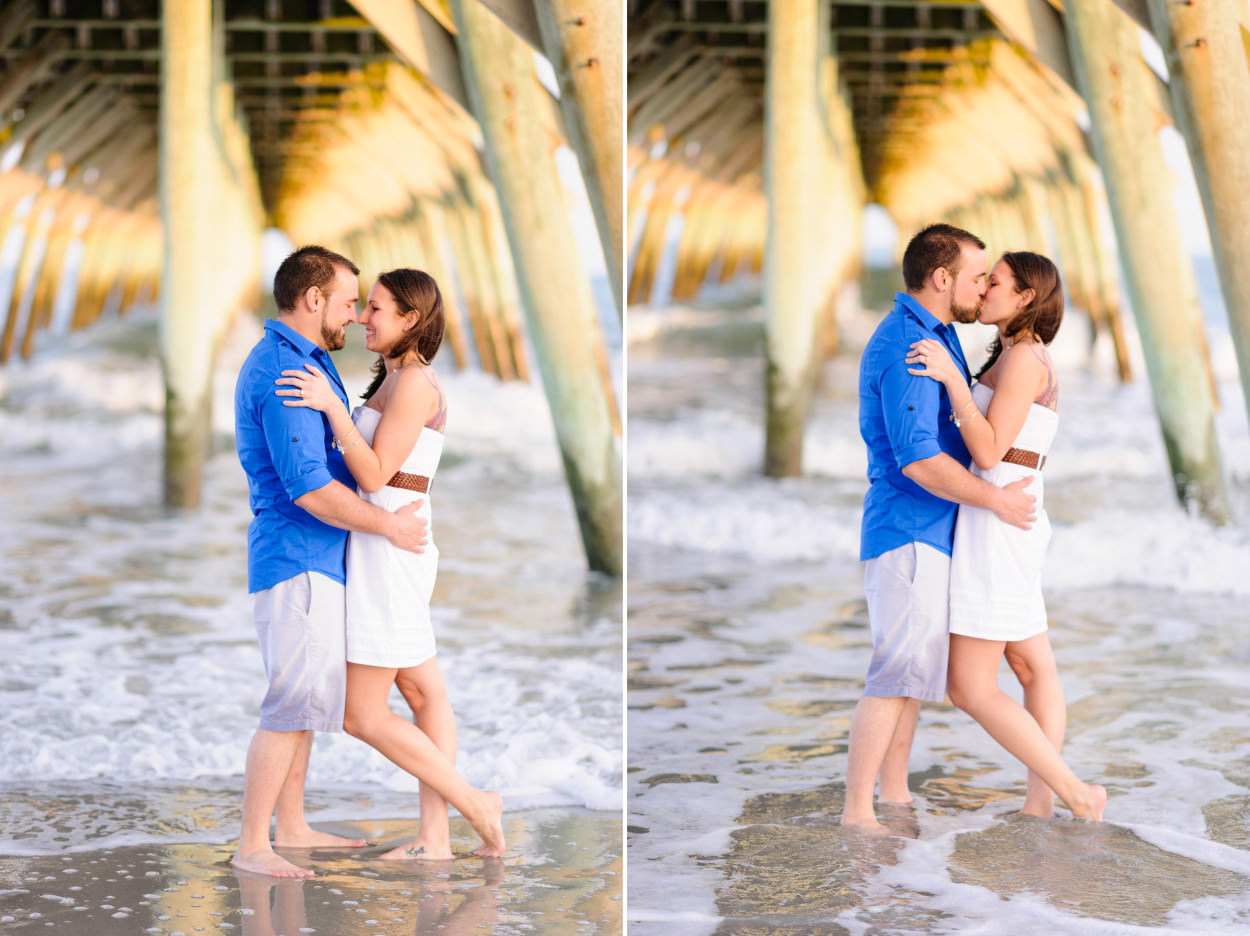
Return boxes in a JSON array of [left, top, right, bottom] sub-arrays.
[[380, 658, 458, 860], [947, 634, 1104, 820], [344, 662, 505, 856], [1004, 634, 1066, 817]]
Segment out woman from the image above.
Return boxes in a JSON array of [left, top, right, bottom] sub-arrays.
[[905, 251, 1105, 822], [276, 268, 505, 858]]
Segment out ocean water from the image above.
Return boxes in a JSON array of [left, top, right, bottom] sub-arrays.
[[626, 272, 1250, 934], [0, 307, 622, 856]]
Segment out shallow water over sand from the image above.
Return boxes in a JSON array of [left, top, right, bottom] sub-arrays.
[[627, 290, 1250, 934], [0, 811, 620, 935]]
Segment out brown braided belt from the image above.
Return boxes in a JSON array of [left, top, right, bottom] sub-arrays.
[[1002, 447, 1046, 470], [386, 471, 431, 492]]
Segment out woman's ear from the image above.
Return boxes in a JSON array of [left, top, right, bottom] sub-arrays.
[[1017, 287, 1035, 310], [404, 311, 420, 332]]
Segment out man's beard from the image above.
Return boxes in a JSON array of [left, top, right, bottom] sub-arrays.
[[320, 312, 346, 351], [950, 299, 980, 324]]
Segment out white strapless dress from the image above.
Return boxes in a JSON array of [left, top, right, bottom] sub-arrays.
[[345, 406, 444, 667], [948, 382, 1058, 641]]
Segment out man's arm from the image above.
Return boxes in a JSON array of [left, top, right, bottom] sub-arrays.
[[294, 480, 428, 553], [902, 453, 1036, 530]]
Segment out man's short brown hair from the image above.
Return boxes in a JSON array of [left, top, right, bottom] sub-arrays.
[[901, 223, 985, 292], [272, 245, 359, 312]]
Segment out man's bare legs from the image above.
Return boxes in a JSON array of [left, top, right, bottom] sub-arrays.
[[1005, 634, 1066, 817], [878, 698, 920, 803], [344, 662, 505, 856], [380, 658, 458, 860], [842, 695, 919, 831], [233, 729, 316, 878], [273, 730, 367, 849], [948, 634, 1104, 820]]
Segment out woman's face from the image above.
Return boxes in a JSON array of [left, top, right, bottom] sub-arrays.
[[978, 260, 1023, 329], [359, 282, 411, 356]]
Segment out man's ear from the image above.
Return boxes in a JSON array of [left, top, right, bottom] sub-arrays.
[[302, 285, 321, 312], [931, 267, 949, 293]]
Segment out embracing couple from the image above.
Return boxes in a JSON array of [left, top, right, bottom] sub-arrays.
[[843, 223, 1105, 833], [230, 246, 505, 878]]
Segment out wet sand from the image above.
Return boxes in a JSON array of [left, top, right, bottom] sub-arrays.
[[0, 808, 621, 934], [626, 547, 1250, 934]]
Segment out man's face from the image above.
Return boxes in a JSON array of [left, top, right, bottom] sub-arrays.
[[948, 245, 988, 324], [318, 267, 360, 351]]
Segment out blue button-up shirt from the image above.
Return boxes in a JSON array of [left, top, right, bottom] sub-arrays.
[[234, 319, 356, 593], [859, 292, 973, 561]]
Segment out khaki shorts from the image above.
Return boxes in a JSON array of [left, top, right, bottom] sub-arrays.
[[863, 542, 951, 704], [252, 571, 347, 732]]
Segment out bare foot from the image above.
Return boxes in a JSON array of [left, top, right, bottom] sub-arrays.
[[469, 791, 506, 857], [877, 790, 914, 806], [274, 827, 367, 849], [1070, 784, 1106, 822], [1020, 798, 1056, 819], [379, 838, 453, 861], [231, 849, 315, 879], [839, 814, 893, 837]]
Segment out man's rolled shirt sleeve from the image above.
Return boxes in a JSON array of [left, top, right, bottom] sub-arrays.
[[879, 359, 944, 470], [258, 386, 336, 502]]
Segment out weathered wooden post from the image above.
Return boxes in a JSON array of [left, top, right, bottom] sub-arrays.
[[1074, 161, 1133, 381], [1064, 0, 1229, 521], [1146, 0, 1250, 438], [763, 0, 823, 476], [160, 0, 216, 507], [449, 0, 622, 575], [410, 199, 469, 369], [533, 0, 622, 321], [440, 191, 500, 376]]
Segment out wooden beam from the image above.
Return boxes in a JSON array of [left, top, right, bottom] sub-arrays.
[[984, 0, 1174, 125], [980, 0, 1076, 88], [1110, 0, 1152, 32], [627, 33, 699, 111], [534, 0, 624, 320], [1064, 0, 1228, 521], [159, 0, 216, 508], [478, 0, 543, 51], [5, 62, 95, 149], [1146, 0, 1250, 449], [345, 0, 469, 110], [449, 0, 622, 574], [0, 0, 35, 53], [0, 30, 69, 117], [763, 0, 823, 477]]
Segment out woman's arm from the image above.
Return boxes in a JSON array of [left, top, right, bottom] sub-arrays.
[[276, 364, 438, 492], [907, 340, 1046, 471]]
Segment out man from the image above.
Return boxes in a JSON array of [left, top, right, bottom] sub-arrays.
[[841, 223, 1036, 832], [232, 245, 428, 877]]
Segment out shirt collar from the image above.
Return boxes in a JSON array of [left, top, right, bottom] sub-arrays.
[[265, 318, 325, 358], [893, 292, 949, 334]]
